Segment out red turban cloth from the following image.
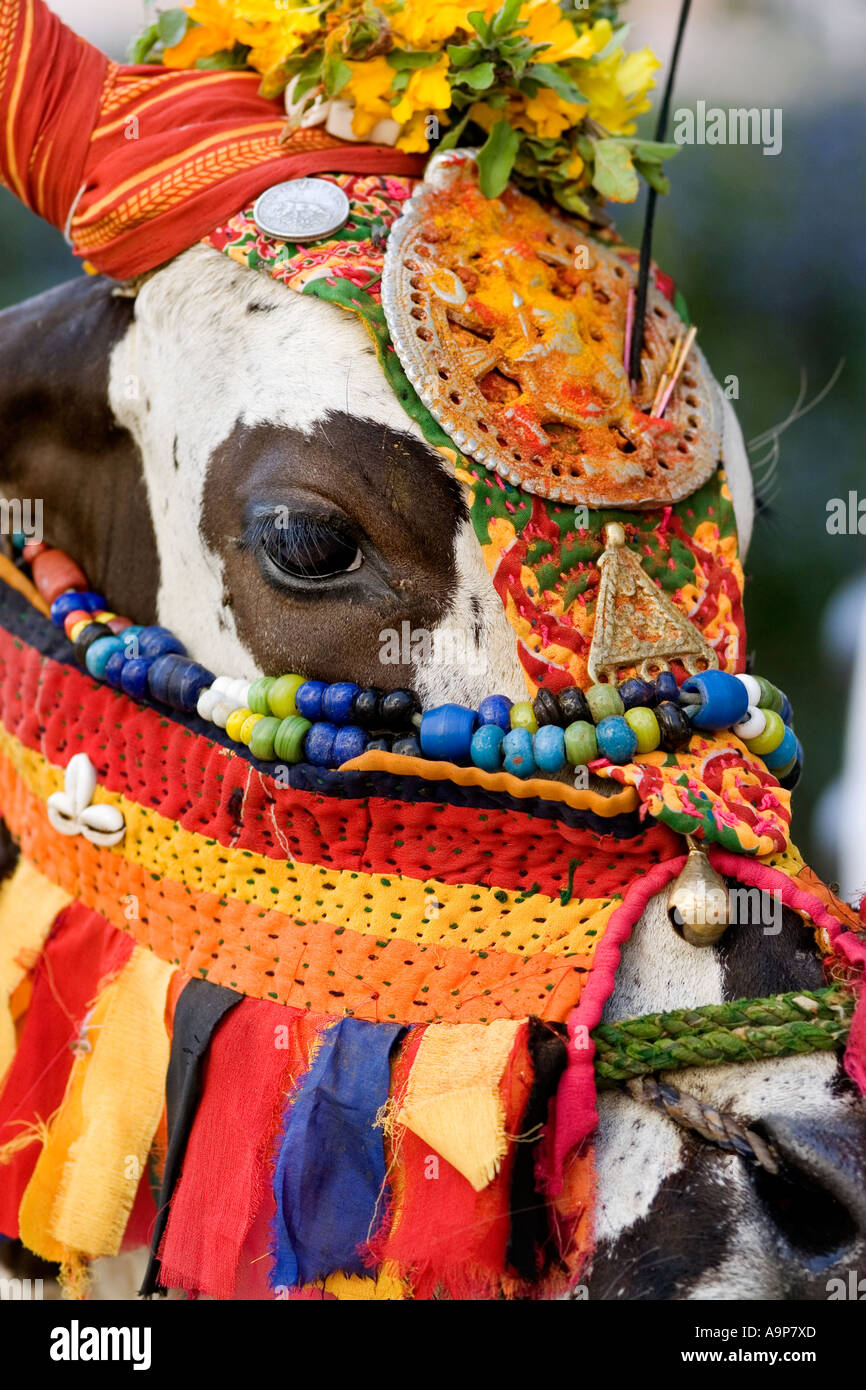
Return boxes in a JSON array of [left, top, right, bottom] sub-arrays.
[[0, 0, 423, 278]]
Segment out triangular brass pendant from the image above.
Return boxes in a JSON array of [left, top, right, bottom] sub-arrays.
[[587, 523, 719, 684]]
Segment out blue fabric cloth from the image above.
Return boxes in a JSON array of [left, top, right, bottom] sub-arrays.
[[270, 1017, 406, 1287]]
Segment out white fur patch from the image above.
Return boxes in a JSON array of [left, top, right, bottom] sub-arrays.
[[720, 391, 754, 556]]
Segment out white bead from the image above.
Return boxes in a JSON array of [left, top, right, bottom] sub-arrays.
[[197, 687, 219, 721], [735, 674, 761, 706], [211, 700, 235, 730], [211, 675, 234, 695], [233, 682, 252, 709], [733, 706, 766, 741]]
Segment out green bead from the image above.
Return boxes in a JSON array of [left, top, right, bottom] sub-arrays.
[[586, 683, 624, 722], [510, 701, 538, 734], [274, 715, 312, 763], [248, 676, 275, 716], [248, 715, 281, 761], [268, 673, 305, 719], [624, 706, 661, 754], [745, 709, 785, 756], [564, 720, 598, 766], [755, 676, 783, 713]]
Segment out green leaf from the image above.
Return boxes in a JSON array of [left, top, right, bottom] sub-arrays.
[[477, 118, 520, 198], [323, 52, 352, 96], [156, 8, 189, 48], [387, 48, 443, 69], [553, 185, 592, 218], [634, 158, 670, 196], [437, 110, 471, 151], [459, 61, 495, 90], [629, 140, 680, 163], [390, 68, 410, 92], [128, 23, 160, 64], [468, 10, 492, 42], [591, 140, 639, 202], [529, 63, 586, 106], [490, 0, 524, 37], [195, 48, 249, 70], [447, 44, 479, 67]]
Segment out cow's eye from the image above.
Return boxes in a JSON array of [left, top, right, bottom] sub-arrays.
[[247, 510, 363, 582]]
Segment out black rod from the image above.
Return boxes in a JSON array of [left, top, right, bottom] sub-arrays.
[[628, 0, 693, 387]]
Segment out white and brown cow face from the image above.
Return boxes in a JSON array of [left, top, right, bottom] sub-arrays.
[[102, 243, 528, 709]]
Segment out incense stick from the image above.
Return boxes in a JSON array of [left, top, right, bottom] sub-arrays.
[[655, 324, 697, 418], [623, 287, 635, 378]]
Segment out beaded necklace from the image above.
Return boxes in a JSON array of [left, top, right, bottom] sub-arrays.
[[16, 533, 803, 792]]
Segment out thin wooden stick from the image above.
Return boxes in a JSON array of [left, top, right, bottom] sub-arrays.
[[656, 324, 697, 417]]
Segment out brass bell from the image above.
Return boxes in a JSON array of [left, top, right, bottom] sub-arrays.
[[667, 835, 729, 947]]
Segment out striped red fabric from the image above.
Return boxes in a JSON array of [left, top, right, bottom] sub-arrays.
[[0, 0, 424, 278]]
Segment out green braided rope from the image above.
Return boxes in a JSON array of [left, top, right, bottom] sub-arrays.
[[593, 986, 855, 1088]]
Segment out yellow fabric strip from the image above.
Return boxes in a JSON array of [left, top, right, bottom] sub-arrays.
[[0, 718, 614, 960], [19, 945, 174, 1262], [0, 857, 70, 1077], [395, 1019, 523, 1191]]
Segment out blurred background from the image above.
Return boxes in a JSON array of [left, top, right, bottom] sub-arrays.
[[1, 0, 864, 896]]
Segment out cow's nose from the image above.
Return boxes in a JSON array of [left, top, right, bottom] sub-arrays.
[[751, 1112, 866, 1290]]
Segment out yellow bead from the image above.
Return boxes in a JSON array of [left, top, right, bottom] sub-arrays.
[[268, 673, 305, 720], [510, 701, 538, 734], [225, 707, 252, 743], [93, 610, 117, 624], [240, 712, 263, 745], [68, 619, 90, 642]]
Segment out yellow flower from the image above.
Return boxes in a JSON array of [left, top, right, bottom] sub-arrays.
[[520, 86, 584, 139], [345, 55, 397, 137], [522, 1, 595, 63], [387, 1, 482, 47], [577, 43, 659, 134], [396, 111, 431, 153], [162, 0, 237, 67], [391, 54, 451, 125]]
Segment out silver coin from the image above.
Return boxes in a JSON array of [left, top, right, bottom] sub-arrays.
[[252, 178, 351, 243]]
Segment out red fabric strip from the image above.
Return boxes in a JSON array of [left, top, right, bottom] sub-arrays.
[[0, 901, 133, 1238], [545, 856, 686, 1193], [156, 998, 321, 1299]]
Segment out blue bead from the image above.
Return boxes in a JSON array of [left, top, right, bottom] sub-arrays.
[[477, 695, 513, 731], [653, 672, 679, 705], [120, 657, 152, 700], [779, 692, 793, 726], [304, 721, 338, 766], [322, 682, 360, 725], [502, 728, 536, 779], [137, 625, 186, 659], [470, 724, 505, 772], [392, 734, 422, 758], [596, 715, 639, 764], [419, 704, 477, 763], [295, 680, 328, 722], [333, 725, 368, 764], [104, 650, 127, 688], [616, 677, 654, 710], [762, 724, 798, 770], [119, 625, 145, 659], [84, 635, 123, 680], [680, 670, 749, 731], [10, 531, 25, 552], [533, 723, 566, 773], [50, 591, 106, 626], [778, 738, 803, 791], [175, 661, 215, 711], [147, 653, 183, 705]]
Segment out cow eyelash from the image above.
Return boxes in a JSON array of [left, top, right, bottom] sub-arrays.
[[243, 509, 364, 583]]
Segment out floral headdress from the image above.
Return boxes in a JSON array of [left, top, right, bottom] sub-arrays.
[[133, 0, 676, 220]]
